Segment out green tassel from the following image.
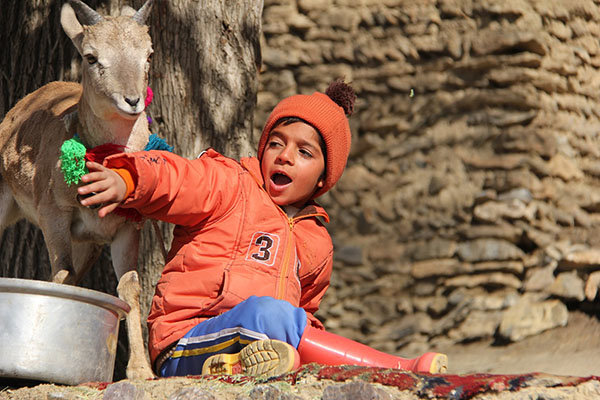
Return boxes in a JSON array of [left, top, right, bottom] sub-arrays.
[[60, 135, 88, 185]]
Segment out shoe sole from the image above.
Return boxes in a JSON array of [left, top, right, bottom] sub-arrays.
[[428, 353, 448, 374], [202, 339, 297, 377]]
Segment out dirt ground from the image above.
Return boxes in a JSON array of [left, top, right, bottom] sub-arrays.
[[440, 310, 600, 377], [1, 311, 599, 399]]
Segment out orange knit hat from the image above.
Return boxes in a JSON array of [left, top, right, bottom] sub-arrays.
[[258, 80, 356, 199]]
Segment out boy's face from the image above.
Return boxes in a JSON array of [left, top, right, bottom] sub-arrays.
[[260, 121, 325, 208]]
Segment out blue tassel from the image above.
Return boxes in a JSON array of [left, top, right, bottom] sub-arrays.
[[145, 133, 174, 152]]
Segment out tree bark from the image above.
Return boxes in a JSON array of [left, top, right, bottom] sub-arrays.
[[0, 0, 262, 379], [0, 0, 79, 280]]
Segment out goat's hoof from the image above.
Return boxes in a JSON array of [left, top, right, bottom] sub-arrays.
[[52, 270, 71, 284]]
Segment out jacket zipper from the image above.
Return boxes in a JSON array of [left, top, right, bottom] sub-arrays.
[[276, 217, 295, 300], [275, 213, 323, 300]]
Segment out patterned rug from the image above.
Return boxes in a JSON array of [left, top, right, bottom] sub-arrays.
[[83, 364, 599, 399], [280, 364, 599, 399]]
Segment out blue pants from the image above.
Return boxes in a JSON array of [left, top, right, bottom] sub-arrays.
[[160, 296, 308, 377]]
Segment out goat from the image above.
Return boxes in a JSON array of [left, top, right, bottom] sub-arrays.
[[0, 0, 155, 380]]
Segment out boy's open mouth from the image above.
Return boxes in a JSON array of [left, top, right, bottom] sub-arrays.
[[271, 172, 292, 186]]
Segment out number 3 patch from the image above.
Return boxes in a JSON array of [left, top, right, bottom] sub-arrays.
[[246, 232, 280, 266]]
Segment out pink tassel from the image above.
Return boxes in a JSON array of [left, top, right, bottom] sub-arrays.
[[145, 86, 154, 108]]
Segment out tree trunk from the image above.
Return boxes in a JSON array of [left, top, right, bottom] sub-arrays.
[[0, 0, 262, 380], [0, 0, 79, 280]]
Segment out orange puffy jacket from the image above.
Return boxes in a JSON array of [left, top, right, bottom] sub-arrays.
[[104, 149, 333, 363]]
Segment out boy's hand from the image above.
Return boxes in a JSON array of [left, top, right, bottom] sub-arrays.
[[78, 161, 127, 218]]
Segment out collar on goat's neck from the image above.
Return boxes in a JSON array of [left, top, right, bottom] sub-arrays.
[[76, 94, 148, 151]]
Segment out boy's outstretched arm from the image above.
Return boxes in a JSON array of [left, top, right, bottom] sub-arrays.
[[78, 161, 128, 218]]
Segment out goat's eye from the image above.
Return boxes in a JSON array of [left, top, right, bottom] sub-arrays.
[[85, 55, 98, 65]]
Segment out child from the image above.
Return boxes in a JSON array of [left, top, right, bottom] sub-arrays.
[[78, 80, 448, 378]]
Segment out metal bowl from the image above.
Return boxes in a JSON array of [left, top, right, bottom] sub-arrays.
[[0, 277, 130, 385]]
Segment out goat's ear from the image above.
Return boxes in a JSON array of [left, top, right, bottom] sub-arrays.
[[120, 6, 136, 18], [61, 3, 84, 54]]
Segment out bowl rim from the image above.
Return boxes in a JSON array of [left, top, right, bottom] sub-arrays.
[[0, 277, 130, 318]]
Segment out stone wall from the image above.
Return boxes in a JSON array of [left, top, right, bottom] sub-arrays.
[[254, 0, 600, 356]]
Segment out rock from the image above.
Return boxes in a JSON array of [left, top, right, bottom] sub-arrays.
[[484, 169, 544, 194], [457, 239, 525, 262], [322, 380, 393, 400], [524, 262, 557, 292], [499, 298, 568, 342], [523, 248, 546, 268], [336, 165, 380, 191], [411, 34, 446, 54], [469, 288, 521, 311], [410, 258, 461, 279], [413, 281, 438, 296], [330, 188, 357, 209], [462, 153, 526, 170], [548, 271, 585, 301], [104, 382, 146, 400], [297, 0, 332, 12], [335, 245, 364, 266], [396, 312, 434, 334], [319, 8, 361, 32], [445, 272, 522, 289], [548, 154, 584, 181], [428, 175, 446, 195], [474, 189, 498, 205], [547, 19, 573, 40], [260, 70, 297, 98], [560, 249, 600, 269], [412, 238, 457, 261], [448, 310, 502, 342], [430, 298, 473, 336], [262, 47, 301, 68], [471, 28, 546, 56], [469, 260, 524, 274], [458, 223, 523, 243], [470, 108, 538, 128], [414, 259, 523, 279], [287, 13, 315, 32], [413, 296, 448, 315], [497, 188, 534, 204], [585, 271, 600, 301], [247, 385, 303, 400], [473, 199, 536, 223], [520, 223, 556, 248]]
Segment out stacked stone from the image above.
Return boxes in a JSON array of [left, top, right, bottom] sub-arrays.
[[256, 0, 600, 355]]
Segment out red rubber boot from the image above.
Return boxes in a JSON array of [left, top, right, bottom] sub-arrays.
[[297, 325, 447, 373]]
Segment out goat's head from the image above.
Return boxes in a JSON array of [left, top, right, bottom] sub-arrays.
[[60, 0, 154, 120]]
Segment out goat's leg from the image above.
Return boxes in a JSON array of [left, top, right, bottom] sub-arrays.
[[39, 211, 77, 284], [0, 181, 23, 231], [71, 241, 103, 284], [111, 223, 154, 380]]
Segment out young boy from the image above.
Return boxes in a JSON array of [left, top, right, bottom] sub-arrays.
[[78, 81, 448, 378]]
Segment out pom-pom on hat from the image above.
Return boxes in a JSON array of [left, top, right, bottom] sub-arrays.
[[258, 80, 356, 199]]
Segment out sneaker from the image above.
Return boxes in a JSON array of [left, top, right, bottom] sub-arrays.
[[202, 339, 300, 377]]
